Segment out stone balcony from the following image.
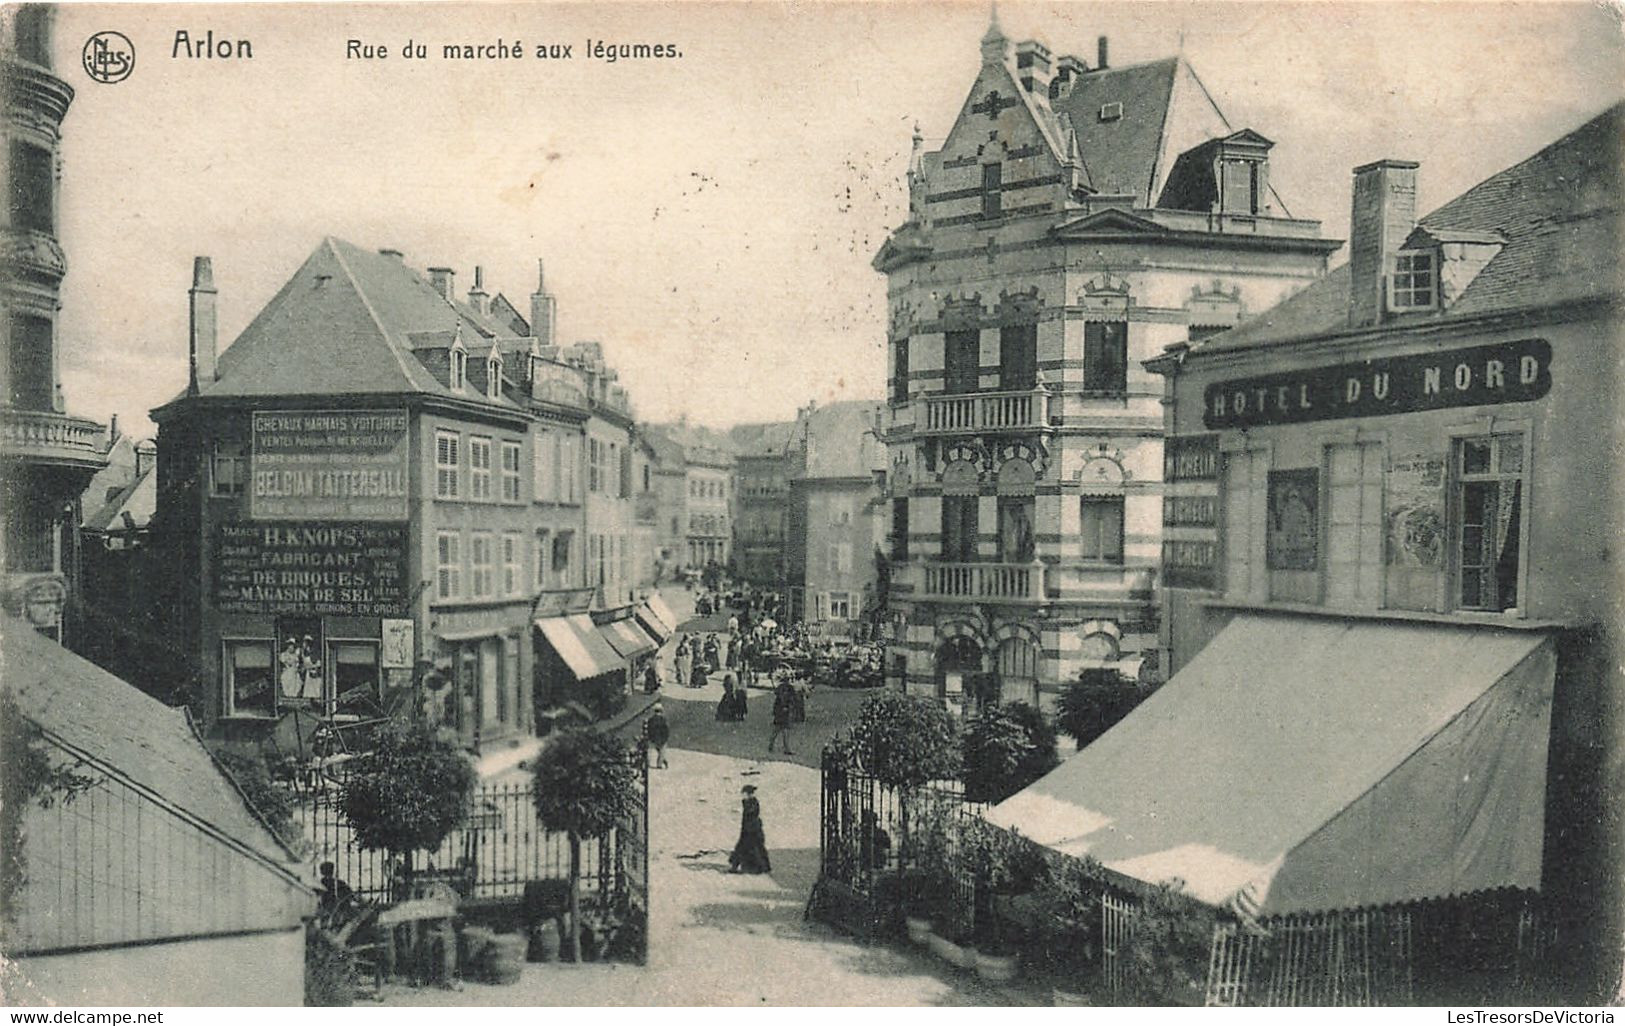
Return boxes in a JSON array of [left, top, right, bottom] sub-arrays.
[[896, 559, 1157, 608], [0, 408, 107, 470], [915, 388, 1053, 436]]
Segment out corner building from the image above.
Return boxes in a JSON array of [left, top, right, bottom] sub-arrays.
[[878, 19, 1337, 710]]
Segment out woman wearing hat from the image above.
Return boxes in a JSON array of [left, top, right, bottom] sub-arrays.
[[728, 784, 771, 874]]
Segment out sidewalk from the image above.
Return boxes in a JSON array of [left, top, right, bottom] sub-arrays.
[[475, 690, 662, 779]]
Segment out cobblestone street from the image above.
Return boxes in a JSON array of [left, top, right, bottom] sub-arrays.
[[382, 739, 1024, 1006]]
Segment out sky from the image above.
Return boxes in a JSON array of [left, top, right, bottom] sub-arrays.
[[48, 1, 1625, 438]]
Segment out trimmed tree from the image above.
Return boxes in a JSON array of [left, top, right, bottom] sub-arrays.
[[338, 721, 476, 889], [1003, 700, 1060, 786], [960, 706, 1036, 804], [845, 691, 960, 885], [1056, 668, 1158, 750], [531, 728, 639, 960]]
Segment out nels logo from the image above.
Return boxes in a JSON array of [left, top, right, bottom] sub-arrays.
[[82, 31, 135, 84]]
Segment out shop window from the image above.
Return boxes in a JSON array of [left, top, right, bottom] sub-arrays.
[[1080, 496, 1124, 562], [999, 323, 1037, 392], [500, 440, 522, 502], [435, 430, 460, 499], [224, 640, 275, 718], [1083, 322, 1128, 395], [437, 531, 461, 599], [211, 440, 246, 496], [471, 532, 494, 597], [470, 437, 493, 501], [1390, 251, 1437, 311], [943, 329, 981, 395], [7, 313, 53, 410], [8, 141, 53, 234], [330, 641, 381, 713], [1453, 433, 1523, 612]]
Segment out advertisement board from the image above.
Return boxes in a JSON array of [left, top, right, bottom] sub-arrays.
[[215, 522, 408, 616], [250, 409, 410, 521]]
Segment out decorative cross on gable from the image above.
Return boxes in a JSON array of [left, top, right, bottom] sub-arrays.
[[971, 90, 1020, 120]]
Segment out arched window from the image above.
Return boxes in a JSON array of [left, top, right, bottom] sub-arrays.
[[995, 636, 1040, 708]]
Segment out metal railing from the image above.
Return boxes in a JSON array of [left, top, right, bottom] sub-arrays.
[[921, 562, 1041, 602], [918, 388, 1050, 434]]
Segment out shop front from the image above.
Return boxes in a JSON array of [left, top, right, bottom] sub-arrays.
[[532, 587, 630, 723]]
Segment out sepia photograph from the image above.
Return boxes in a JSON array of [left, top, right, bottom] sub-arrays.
[[0, 0, 1621, 1010]]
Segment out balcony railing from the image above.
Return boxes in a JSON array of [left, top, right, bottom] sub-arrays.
[[0, 409, 106, 469], [917, 388, 1050, 435], [921, 561, 1042, 603]]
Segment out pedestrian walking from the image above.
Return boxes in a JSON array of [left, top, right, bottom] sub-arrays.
[[728, 785, 772, 874], [690, 644, 706, 688], [768, 679, 795, 755], [644, 704, 670, 769], [673, 638, 688, 687], [643, 660, 660, 694]]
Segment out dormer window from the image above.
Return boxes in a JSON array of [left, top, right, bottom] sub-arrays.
[[1389, 251, 1437, 311], [1098, 102, 1123, 122], [487, 357, 502, 399], [449, 346, 467, 389]]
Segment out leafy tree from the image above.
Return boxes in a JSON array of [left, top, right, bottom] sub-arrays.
[[338, 721, 475, 881], [960, 707, 1034, 804], [1002, 700, 1060, 786], [531, 728, 640, 960], [1056, 668, 1158, 749], [211, 745, 298, 846]]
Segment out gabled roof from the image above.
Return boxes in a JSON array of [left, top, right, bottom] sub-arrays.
[[1, 616, 305, 870], [173, 237, 522, 410], [728, 419, 798, 457], [84, 463, 156, 533], [1056, 57, 1184, 202], [1199, 103, 1624, 354], [1051, 206, 1170, 238]]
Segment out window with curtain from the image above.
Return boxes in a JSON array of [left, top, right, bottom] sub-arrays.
[[999, 323, 1037, 391], [943, 329, 981, 394], [1083, 321, 1128, 394], [1455, 433, 1523, 611], [941, 495, 979, 562], [1080, 496, 1124, 562], [998, 496, 1035, 562], [223, 640, 275, 718]]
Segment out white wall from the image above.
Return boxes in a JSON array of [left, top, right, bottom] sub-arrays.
[[7, 927, 305, 1006]]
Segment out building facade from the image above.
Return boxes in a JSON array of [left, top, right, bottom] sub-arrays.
[[1148, 106, 1622, 998], [729, 420, 797, 587], [878, 19, 1337, 712], [788, 401, 886, 632], [150, 241, 659, 750], [1, 5, 107, 642]]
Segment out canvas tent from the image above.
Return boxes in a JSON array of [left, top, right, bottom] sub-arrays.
[[985, 613, 1555, 918]]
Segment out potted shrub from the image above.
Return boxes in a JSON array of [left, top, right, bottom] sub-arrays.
[[337, 721, 476, 895], [1031, 851, 1105, 1005]]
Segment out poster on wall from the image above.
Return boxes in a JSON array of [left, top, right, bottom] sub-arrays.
[[1267, 469, 1319, 570], [380, 618, 415, 669], [250, 409, 410, 521], [1387, 455, 1447, 567], [274, 615, 325, 707]]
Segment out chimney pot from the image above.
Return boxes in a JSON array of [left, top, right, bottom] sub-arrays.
[[1348, 159, 1420, 327], [427, 266, 455, 301], [188, 256, 218, 393], [1097, 35, 1109, 69]]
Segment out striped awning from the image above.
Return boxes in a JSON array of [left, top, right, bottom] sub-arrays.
[[599, 617, 657, 660], [536, 614, 624, 680], [635, 596, 677, 643]]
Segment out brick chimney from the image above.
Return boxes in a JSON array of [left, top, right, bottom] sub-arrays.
[[529, 259, 556, 345], [468, 265, 490, 316], [1348, 160, 1419, 327], [427, 266, 455, 301], [1015, 40, 1053, 96], [1097, 35, 1109, 70], [188, 256, 217, 393]]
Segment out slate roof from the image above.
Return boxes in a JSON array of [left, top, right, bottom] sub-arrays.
[[728, 420, 798, 458], [1057, 57, 1182, 202], [1199, 103, 1624, 354], [83, 464, 156, 533], [169, 237, 522, 409], [1, 616, 304, 870]]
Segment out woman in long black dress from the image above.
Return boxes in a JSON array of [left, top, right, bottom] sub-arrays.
[[729, 785, 772, 874]]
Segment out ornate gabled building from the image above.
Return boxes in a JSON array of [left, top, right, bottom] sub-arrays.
[[877, 17, 1339, 713], [1, 5, 107, 641]]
